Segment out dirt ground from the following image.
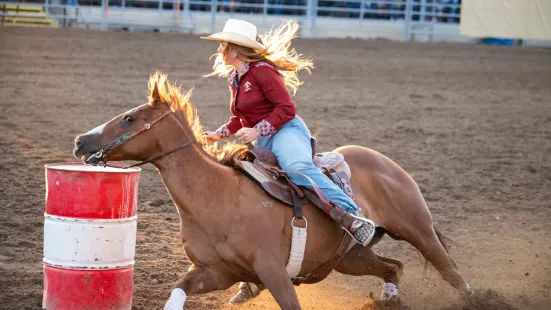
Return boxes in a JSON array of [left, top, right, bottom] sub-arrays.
[[0, 26, 550, 310]]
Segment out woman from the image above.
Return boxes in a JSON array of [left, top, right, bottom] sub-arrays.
[[201, 19, 376, 304]]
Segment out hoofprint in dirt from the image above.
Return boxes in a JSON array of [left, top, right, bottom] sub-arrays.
[[0, 27, 550, 310]]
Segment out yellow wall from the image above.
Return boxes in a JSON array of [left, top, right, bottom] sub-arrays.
[[460, 0, 551, 40]]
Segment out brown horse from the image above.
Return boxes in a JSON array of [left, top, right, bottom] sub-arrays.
[[73, 72, 472, 309]]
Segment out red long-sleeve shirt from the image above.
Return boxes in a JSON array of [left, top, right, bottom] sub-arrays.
[[215, 61, 296, 138]]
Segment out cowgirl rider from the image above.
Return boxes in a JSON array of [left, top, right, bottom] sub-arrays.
[[201, 19, 376, 304]]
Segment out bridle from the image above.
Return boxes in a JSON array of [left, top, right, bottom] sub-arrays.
[[88, 109, 196, 169]]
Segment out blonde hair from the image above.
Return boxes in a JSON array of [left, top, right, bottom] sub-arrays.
[[148, 71, 248, 163], [207, 20, 313, 95]]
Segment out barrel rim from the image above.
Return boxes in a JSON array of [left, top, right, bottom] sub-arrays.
[[44, 162, 141, 173], [43, 259, 136, 269], [44, 213, 138, 223]]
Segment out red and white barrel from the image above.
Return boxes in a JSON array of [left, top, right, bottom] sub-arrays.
[[42, 163, 141, 310]]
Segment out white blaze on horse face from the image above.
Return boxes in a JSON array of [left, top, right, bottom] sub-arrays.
[[87, 121, 108, 135]]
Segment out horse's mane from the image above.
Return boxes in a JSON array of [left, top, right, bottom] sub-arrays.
[[147, 71, 247, 164]]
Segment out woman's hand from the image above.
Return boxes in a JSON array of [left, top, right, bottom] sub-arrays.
[[235, 128, 261, 144], [202, 132, 221, 144]]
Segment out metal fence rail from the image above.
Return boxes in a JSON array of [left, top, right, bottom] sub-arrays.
[[1, 0, 463, 41]]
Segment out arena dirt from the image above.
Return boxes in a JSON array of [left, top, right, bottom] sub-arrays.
[[0, 27, 550, 310]]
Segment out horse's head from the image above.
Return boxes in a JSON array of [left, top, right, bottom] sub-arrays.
[[73, 72, 194, 165]]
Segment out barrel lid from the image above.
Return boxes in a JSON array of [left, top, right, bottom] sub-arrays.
[[44, 162, 141, 173]]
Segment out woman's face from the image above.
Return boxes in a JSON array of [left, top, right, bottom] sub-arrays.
[[217, 41, 227, 54], [218, 41, 237, 66]]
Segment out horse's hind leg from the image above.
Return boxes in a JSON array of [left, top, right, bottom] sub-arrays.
[[335, 245, 403, 300], [404, 229, 472, 294], [164, 264, 233, 310]]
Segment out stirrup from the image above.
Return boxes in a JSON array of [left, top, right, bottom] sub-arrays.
[[228, 282, 260, 305], [343, 214, 375, 247]]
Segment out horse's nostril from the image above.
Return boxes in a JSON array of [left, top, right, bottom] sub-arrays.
[[75, 135, 83, 149]]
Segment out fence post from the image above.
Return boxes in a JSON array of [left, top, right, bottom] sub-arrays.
[[404, 0, 412, 41], [420, 0, 425, 22], [175, 0, 180, 32], [359, 0, 364, 20], [429, 0, 436, 42], [306, 0, 315, 37], [210, 0, 217, 34], [101, 0, 108, 31], [63, 0, 68, 28], [262, 0, 268, 23]]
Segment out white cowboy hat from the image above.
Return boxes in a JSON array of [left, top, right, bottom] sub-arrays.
[[201, 19, 265, 52]]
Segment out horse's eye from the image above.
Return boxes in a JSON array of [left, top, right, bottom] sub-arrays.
[[123, 115, 134, 123]]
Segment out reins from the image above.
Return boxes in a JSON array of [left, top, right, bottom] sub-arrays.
[[122, 138, 196, 168], [89, 110, 196, 169]]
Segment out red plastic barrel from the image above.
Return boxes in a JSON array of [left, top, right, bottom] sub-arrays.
[[42, 162, 141, 310]]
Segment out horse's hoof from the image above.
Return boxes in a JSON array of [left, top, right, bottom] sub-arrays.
[[228, 282, 260, 305], [461, 283, 475, 298], [163, 302, 182, 310], [381, 296, 400, 302], [164, 288, 186, 310], [381, 294, 400, 302], [163, 304, 179, 310], [462, 289, 475, 298], [374, 296, 401, 308], [380, 283, 399, 301]]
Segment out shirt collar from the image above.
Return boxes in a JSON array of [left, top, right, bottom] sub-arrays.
[[228, 62, 251, 87]]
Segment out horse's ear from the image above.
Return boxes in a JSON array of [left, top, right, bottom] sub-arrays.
[[151, 82, 161, 104]]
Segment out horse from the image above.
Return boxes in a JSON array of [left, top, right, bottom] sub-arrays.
[[73, 72, 472, 309]]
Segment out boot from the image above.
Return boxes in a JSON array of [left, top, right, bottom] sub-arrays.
[[309, 196, 377, 247], [228, 282, 260, 305], [346, 213, 376, 247]]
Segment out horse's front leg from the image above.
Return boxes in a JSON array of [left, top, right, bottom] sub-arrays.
[[254, 257, 301, 310], [164, 264, 233, 310]]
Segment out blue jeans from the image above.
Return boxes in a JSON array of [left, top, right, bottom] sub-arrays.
[[256, 116, 359, 214]]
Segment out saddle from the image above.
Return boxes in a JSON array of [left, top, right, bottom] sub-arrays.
[[233, 137, 357, 285], [237, 138, 355, 206]]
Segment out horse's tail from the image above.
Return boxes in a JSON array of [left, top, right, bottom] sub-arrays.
[[422, 226, 457, 275], [434, 226, 457, 254]]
